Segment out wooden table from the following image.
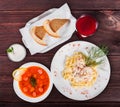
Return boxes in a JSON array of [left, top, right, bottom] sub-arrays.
[[0, 0, 120, 106]]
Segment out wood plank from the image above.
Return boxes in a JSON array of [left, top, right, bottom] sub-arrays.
[[0, 11, 98, 24], [0, 102, 120, 107], [0, 0, 120, 11]]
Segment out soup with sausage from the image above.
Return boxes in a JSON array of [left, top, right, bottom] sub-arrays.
[[19, 66, 50, 98]]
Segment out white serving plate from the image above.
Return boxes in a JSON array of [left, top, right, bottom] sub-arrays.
[[51, 41, 111, 101]]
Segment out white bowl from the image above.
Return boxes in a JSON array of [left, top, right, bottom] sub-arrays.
[[7, 43, 26, 62], [13, 62, 53, 103]]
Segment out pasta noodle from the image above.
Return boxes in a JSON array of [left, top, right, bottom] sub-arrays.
[[62, 52, 97, 88]]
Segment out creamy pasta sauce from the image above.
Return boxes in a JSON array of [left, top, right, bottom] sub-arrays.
[[62, 52, 97, 88]]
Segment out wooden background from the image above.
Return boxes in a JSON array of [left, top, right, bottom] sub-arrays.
[[0, 0, 120, 107]]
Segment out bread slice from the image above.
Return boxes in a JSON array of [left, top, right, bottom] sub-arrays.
[[43, 20, 60, 38], [49, 19, 69, 32], [43, 19, 69, 38], [30, 19, 70, 45], [30, 26, 47, 46]]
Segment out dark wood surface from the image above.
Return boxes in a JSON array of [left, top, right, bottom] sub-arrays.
[[0, 0, 120, 107]]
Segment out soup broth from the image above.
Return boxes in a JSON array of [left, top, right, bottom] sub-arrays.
[[19, 66, 49, 98]]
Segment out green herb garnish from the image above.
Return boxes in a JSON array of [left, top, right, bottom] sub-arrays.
[[7, 47, 14, 53], [85, 45, 109, 67], [30, 76, 37, 87]]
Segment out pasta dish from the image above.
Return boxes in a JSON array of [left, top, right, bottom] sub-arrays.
[[62, 52, 98, 88]]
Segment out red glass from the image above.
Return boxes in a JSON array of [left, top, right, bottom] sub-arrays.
[[76, 15, 98, 38]]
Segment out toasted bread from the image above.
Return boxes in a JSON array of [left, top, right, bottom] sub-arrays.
[[30, 18, 69, 45], [43, 20, 60, 38], [49, 19, 69, 32], [30, 26, 47, 46]]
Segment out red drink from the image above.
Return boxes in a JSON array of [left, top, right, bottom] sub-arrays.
[[76, 15, 98, 37]]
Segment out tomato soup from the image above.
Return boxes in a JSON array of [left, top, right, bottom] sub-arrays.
[[19, 66, 50, 98]]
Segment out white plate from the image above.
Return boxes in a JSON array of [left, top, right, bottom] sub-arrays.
[[13, 62, 53, 103], [51, 41, 111, 101]]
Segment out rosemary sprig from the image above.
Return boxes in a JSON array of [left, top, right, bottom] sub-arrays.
[[85, 45, 109, 67]]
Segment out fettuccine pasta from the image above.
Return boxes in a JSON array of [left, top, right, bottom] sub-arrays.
[[62, 52, 97, 88]]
